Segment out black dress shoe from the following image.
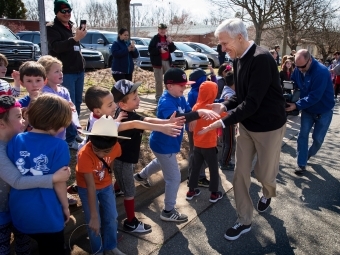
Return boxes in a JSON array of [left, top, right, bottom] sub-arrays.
[[295, 166, 306, 175]]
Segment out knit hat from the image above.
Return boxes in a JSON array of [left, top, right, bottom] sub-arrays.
[[164, 68, 195, 86], [54, 0, 71, 14]]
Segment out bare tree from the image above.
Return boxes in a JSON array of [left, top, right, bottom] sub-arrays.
[[23, 0, 39, 20], [211, 0, 279, 45], [275, 0, 336, 55]]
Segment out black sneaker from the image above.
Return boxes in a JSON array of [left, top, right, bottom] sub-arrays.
[[123, 217, 151, 233], [257, 196, 271, 212], [220, 163, 235, 171], [133, 173, 151, 188], [295, 166, 306, 175], [160, 208, 188, 222], [186, 188, 201, 200], [209, 191, 223, 203], [224, 222, 251, 241], [198, 177, 210, 188]]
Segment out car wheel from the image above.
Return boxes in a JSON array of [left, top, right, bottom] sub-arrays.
[[185, 61, 189, 70], [209, 59, 215, 68], [108, 56, 113, 67]]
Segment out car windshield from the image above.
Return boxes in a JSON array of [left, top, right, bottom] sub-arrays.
[[102, 32, 118, 43], [175, 42, 195, 52], [143, 38, 151, 45], [195, 43, 216, 53], [0, 26, 18, 40]]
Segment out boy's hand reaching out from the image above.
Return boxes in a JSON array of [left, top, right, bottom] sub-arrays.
[[161, 123, 183, 137], [168, 111, 185, 125]]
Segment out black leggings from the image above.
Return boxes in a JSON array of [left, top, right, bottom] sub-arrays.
[[29, 230, 64, 255], [0, 222, 31, 255], [112, 73, 133, 82]]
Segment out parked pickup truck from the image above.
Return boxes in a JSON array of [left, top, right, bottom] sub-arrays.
[[0, 25, 38, 73]]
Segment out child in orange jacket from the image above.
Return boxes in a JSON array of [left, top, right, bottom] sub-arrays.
[[186, 81, 227, 203]]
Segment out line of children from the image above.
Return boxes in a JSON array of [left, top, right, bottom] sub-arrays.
[[187, 80, 227, 202], [75, 84, 184, 254], [111, 79, 185, 233], [134, 68, 220, 222], [0, 94, 70, 255], [7, 94, 72, 255]]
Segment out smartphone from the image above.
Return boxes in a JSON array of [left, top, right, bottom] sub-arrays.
[[79, 20, 86, 30]]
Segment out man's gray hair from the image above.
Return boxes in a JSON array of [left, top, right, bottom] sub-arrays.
[[214, 18, 248, 41]]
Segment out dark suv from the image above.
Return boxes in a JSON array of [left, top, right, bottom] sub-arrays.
[[0, 25, 38, 72], [80, 30, 118, 67]]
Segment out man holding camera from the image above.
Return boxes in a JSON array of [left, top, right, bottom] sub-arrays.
[[286, 49, 334, 175], [148, 23, 176, 103]]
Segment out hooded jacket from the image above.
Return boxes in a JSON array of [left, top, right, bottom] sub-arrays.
[[192, 81, 227, 148]]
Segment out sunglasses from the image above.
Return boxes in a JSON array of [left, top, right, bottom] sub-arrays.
[[60, 9, 72, 14], [296, 57, 310, 69]]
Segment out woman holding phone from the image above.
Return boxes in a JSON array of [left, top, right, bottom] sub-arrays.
[[111, 28, 139, 82]]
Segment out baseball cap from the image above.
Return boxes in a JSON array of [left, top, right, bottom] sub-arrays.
[[164, 68, 195, 86], [189, 68, 212, 81], [79, 115, 130, 139], [111, 79, 142, 103], [158, 23, 167, 29]]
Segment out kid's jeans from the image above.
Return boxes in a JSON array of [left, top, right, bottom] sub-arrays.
[[78, 184, 118, 253]]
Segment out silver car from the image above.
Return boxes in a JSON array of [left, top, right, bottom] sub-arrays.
[[131, 37, 186, 69], [134, 45, 152, 71], [174, 42, 209, 69], [184, 42, 220, 68]]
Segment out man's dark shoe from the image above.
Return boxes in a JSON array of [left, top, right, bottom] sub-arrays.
[[257, 196, 271, 212], [295, 166, 306, 175], [224, 222, 251, 241], [220, 162, 235, 171], [198, 177, 210, 188]]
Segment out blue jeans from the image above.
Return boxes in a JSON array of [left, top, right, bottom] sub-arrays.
[[78, 184, 118, 253], [62, 72, 84, 115], [297, 109, 333, 167]]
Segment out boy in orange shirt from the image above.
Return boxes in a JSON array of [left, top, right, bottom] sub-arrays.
[[76, 115, 129, 255], [186, 81, 227, 203]]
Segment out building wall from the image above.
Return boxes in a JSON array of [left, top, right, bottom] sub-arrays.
[[0, 19, 40, 32]]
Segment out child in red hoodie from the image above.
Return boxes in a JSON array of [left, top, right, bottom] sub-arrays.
[[186, 81, 227, 203]]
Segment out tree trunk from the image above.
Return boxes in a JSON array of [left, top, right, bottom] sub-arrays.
[[281, 0, 291, 56], [117, 0, 131, 34], [254, 24, 262, 45]]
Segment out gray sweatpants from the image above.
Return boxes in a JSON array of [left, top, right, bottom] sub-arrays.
[[139, 151, 180, 211]]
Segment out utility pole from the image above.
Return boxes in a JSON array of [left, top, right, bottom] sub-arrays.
[[38, 0, 48, 56], [130, 3, 142, 37]]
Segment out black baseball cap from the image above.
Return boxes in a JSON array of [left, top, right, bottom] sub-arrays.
[[111, 79, 142, 103], [189, 68, 212, 81], [158, 23, 167, 29], [164, 68, 195, 86]]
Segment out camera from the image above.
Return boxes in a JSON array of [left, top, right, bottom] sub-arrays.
[[283, 81, 300, 116]]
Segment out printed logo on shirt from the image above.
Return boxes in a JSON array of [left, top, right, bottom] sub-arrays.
[[16, 152, 50, 175]]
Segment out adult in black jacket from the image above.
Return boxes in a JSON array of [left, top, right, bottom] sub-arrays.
[[47, 0, 87, 151], [148, 23, 176, 103], [199, 18, 286, 241]]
